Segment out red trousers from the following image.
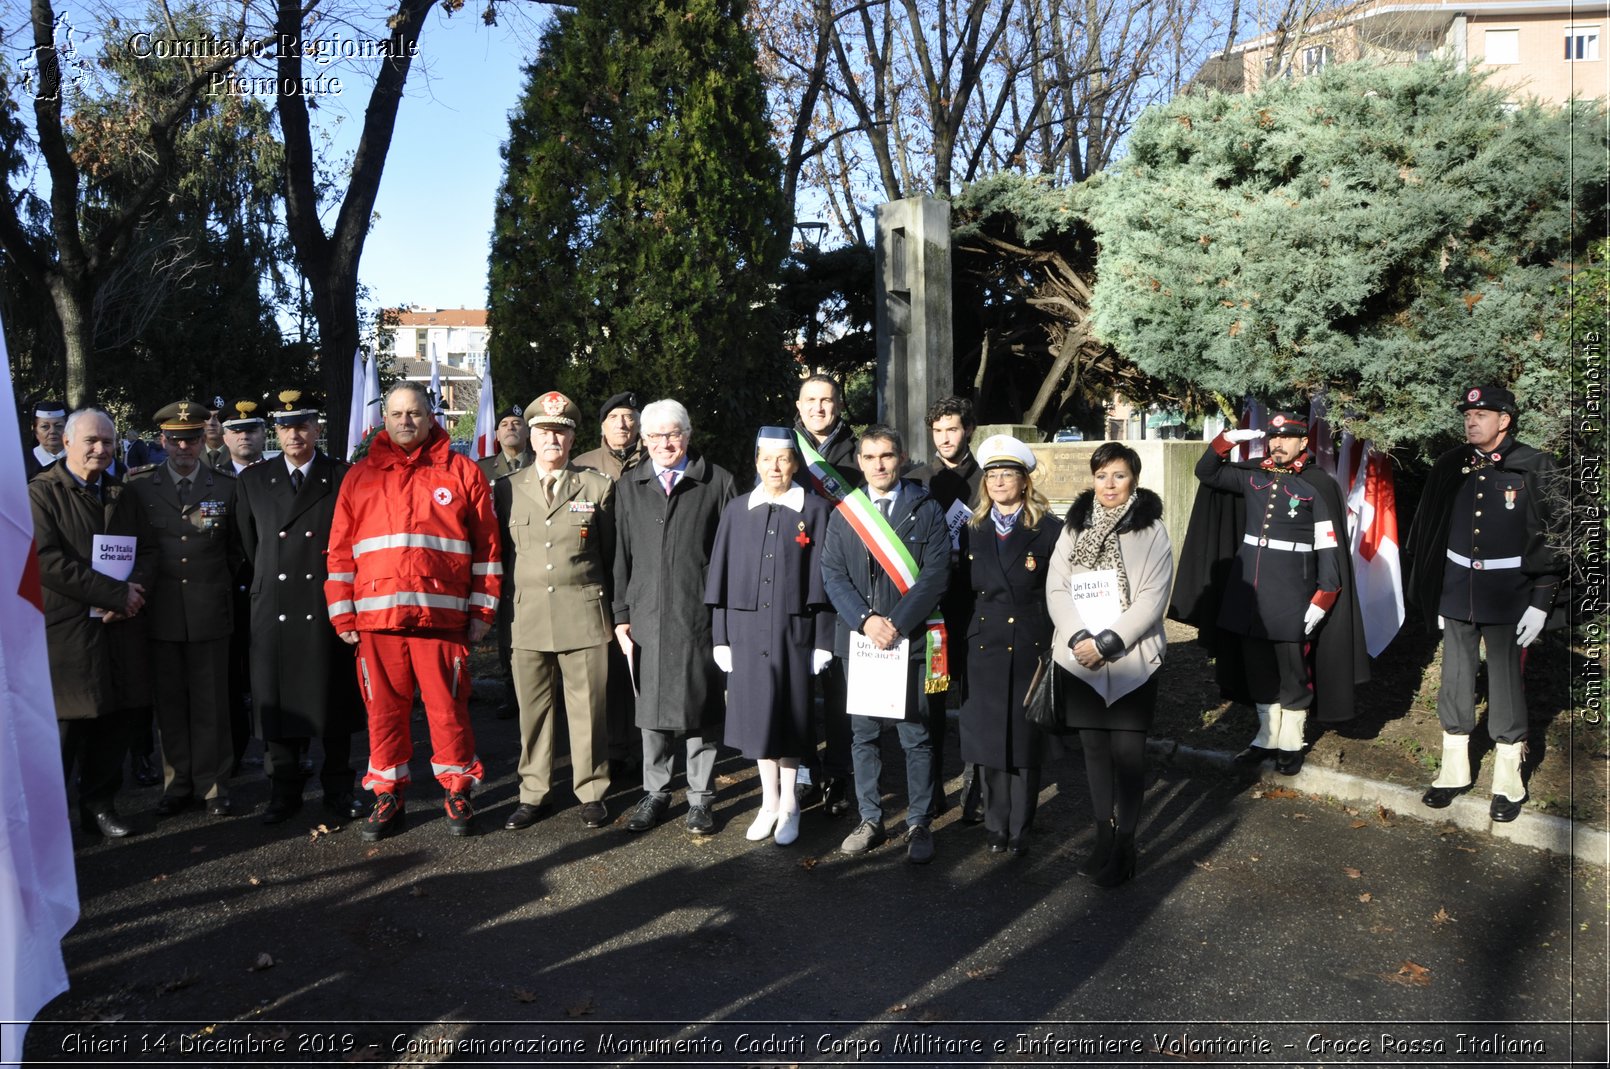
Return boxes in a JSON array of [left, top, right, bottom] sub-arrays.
[[356, 631, 483, 793]]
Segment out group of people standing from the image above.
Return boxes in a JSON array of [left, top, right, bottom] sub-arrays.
[[28, 373, 1564, 886]]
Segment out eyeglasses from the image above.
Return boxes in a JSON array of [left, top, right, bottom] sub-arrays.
[[984, 469, 1024, 481], [644, 431, 686, 444]]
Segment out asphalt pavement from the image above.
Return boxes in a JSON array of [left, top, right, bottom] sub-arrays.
[[24, 702, 1610, 1068]]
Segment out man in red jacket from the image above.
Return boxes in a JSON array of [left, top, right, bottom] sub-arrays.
[[326, 381, 502, 840]]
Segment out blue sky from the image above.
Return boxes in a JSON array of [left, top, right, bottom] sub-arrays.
[[337, 8, 539, 315]]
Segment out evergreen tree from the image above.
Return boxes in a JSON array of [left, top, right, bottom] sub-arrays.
[[487, 0, 789, 466], [1084, 61, 1607, 451]]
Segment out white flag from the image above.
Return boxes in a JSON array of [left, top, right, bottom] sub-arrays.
[[344, 347, 366, 461], [429, 343, 444, 429], [362, 348, 381, 441], [0, 323, 79, 1063], [472, 359, 496, 459]]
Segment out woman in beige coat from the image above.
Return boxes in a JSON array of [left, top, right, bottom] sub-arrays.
[[1047, 442, 1172, 887]]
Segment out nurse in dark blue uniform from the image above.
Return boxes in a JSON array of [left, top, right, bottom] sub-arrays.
[[706, 427, 835, 847]]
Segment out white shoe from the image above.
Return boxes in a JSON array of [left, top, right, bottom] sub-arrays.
[[746, 808, 778, 841], [773, 809, 800, 846]]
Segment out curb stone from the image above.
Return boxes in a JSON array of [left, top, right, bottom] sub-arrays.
[[1147, 738, 1608, 867]]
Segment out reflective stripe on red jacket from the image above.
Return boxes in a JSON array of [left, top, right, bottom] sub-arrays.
[[325, 425, 502, 634]]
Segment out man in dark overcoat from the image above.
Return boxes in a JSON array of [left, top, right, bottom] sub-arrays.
[[1185, 409, 1368, 776], [478, 403, 534, 719], [612, 398, 737, 835], [127, 400, 240, 816], [906, 394, 984, 820], [31, 407, 156, 837], [1406, 385, 1566, 822], [235, 391, 366, 825], [792, 373, 860, 816]]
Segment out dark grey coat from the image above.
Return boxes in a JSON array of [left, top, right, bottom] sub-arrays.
[[612, 453, 738, 732], [234, 453, 363, 739], [29, 465, 155, 720]]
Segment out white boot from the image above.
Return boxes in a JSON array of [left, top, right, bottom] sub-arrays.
[[1236, 703, 1282, 764], [1432, 732, 1472, 789], [1490, 740, 1528, 822], [1274, 706, 1306, 775]]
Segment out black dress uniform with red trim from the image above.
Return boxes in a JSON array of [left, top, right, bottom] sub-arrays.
[[1195, 422, 1344, 642]]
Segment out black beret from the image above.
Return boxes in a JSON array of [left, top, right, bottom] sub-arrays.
[[598, 391, 639, 423]]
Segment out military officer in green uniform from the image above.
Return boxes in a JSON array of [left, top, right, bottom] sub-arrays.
[[127, 399, 240, 816], [494, 391, 616, 831]]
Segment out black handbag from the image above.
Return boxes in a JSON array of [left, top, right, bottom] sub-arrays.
[[1023, 651, 1061, 730]]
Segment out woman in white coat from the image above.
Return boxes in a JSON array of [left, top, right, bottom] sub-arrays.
[[1047, 442, 1173, 887]]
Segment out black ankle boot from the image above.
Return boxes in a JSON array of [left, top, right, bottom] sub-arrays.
[[1092, 831, 1136, 887], [1077, 820, 1115, 876]]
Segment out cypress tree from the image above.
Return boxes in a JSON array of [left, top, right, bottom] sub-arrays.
[[488, 0, 790, 466]]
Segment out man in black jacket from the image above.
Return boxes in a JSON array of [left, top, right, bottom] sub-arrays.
[[1191, 410, 1365, 775], [820, 426, 950, 864], [1407, 385, 1566, 822], [905, 395, 983, 820]]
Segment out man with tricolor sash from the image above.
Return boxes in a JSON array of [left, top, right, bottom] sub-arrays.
[[817, 425, 950, 864]]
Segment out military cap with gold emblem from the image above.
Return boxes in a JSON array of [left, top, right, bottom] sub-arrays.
[[154, 399, 208, 439], [525, 390, 582, 430], [266, 388, 321, 425], [220, 398, 265, 430]]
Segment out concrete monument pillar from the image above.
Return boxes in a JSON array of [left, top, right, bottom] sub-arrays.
[[875, 196, 953, 449]]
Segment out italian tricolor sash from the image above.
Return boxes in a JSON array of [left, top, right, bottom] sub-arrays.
[[797, 431, 950, 693]]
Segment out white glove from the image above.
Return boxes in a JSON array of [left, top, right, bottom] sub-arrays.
[[1437, 615, 1445, 631], [713, 645, 733, 673], [1515, 606, 1547, 648], [1224, 428, 1266, 444], [812, 649, 833, 676], [1303, 603, 1326, 635]]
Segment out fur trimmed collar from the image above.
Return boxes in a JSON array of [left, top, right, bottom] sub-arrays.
[[1065, 486, 1163, 533]]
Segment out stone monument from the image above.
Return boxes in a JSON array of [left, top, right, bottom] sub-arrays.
[[874, 196, 952, 448]]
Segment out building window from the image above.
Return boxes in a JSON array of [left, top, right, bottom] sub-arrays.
[[415, 332, 427, 361], [1566, 26, 1600, 61], [1301, 45, 1333, 75], [1484, 29, 1520, 65]]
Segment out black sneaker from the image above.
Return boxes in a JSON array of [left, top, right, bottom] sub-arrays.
[[444, 791, 475, 837], [360, 792, 405, 842]]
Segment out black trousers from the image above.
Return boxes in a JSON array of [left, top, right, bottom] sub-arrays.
[[265, 732, 357, 797], [1240, 637, 1312, 709], [980, 765, 1040, 841], [61, 712, 131, 814]]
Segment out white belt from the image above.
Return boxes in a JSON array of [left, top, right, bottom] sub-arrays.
[[1244, 534, 1312, 553], [1446, 549, 1522, 571]]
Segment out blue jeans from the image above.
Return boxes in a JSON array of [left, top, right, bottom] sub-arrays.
[[849, 714, 933, 829]]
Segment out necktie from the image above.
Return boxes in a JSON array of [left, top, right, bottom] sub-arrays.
[[876, 497, 892, 522], [177, 477, 191, 505], [290, 468, 304, 493], [660, 470, 677, 496], [542, 474, 555, 504]]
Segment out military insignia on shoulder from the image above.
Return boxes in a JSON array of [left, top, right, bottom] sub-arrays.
[[126, 463, 158, 476]]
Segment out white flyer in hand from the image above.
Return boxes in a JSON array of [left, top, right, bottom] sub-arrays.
[[846, 632, 909, 719], [944, 499, 971, 550], [1068, 568, 1121, 632], [90, 535, 136, 617]]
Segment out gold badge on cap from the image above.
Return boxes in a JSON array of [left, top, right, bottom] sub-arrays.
[[233, 400, 258, 420], [542, 392, 566, 417], [278, 389, 302, 412], [177, 401, 193, 422]]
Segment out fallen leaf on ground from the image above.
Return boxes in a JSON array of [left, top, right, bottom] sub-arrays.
[[248, 953, 274, 972], [1263, 786, 1300, 800], [1344, 867, 1363, 879], [1456, 845, 1477, 853], [1193, 859, 1215, 871], [1376, 805, 1397, 826], [965, 966, 1000, 980], [309, 824, 335, 842], [1358, 893, 1373, 903], [247, 876, 262, 887], [798, 856, 818, 870], [564, 997, 594, 1018], [1432, 907, 1454, 926], [1292, 812, 1310, 821], [1342, 805, 1360, 816], [1369, 924, 1396, 934], [364, 847, 381, 858], [1349, 820, 1369, 829], [1248, 855, 1260, 862], [151, 874, 168, 883], [1250, 788, 1266, 799], [1381, 960, 1431, 986], [513, 989, 538, 1004], [887, 1002, 909, 1014]]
